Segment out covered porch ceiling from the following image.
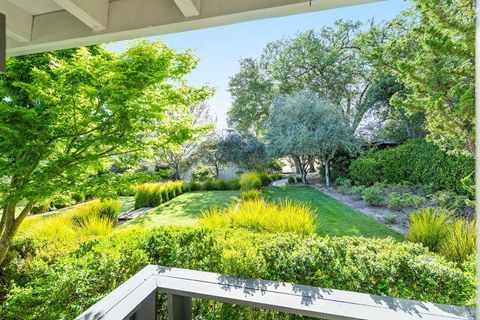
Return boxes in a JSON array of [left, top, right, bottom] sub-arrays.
[[3, 0, 380, 57]]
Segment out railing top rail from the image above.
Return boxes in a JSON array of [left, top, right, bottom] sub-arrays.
[[76, 265, 475, 320]]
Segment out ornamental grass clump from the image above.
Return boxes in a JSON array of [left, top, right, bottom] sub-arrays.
[[200, 199, 317, 235], [17, 199, 120, 244], [240, 189, 262, 201], [134, 181, 185, 209], [406, 207, 451, 252], [406, 207, 475, 266], [239, 172, 262, 191], [439, 218, 476, 266]]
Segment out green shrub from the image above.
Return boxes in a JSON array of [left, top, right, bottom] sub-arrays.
[[226, 179, 240, 190], [387, 192, 424, 210], [240, 190, 263, 201], [387, 192, 403, 210], [257, 172, 273, 186], [30, 201, 51, 215], [187, 181, 201, 191], [200, 200, 317, 235], [349, 140, 474, 194], [383, 214, 397, 224], [362, 186, 384, 206], [51, 194, 75, 209], [335, 177, 352, 188], [72, 193, 85, 203], [239, 172, 262, 191], [287, 176, 296, 184], [406, 207, 452, 253], [432, 191, 467, 213], [440, 219, 476, 266], [295, 176, 303, 183], [269, 173, 284, 181], [4, 228, 475, 319], [191, 164, 216, 181], [351, 185, 365, 200], [201, 179, 215, 191], [214, 179, 228, 190], [335, 177, 352, 194]]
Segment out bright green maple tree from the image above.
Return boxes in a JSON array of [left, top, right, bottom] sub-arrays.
[[0, 41, 212, 264]]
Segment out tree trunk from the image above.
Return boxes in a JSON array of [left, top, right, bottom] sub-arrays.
[[324, 161, 330, 188], [214, 164, 219, 180], [0, 201, 34, 266], [302, 169, 308, 184]]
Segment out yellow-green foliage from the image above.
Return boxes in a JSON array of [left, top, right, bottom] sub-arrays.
[[440, 219, 476, 266], [69, 199, 120, 225], [200, 199, 317, 235], [17, 199, 120, 244], [239, 172, 262, 191], [4, 228, 475, 319], [406, 207, 475, 266], [134, 181, 185, 209], [240, 189, 262, 201], [74, 216, 113, 237], [406, 207, 451, 252]]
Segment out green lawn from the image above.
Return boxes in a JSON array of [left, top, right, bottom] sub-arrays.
[[122, 190, 239, 228], [263, 186, 403, 240]]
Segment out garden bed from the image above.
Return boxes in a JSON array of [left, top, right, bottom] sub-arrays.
[[318, 185, 408, 234]]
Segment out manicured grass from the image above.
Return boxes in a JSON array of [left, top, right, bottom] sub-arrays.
[[123, 190, 239, 228], [263, 186, 403, 240]]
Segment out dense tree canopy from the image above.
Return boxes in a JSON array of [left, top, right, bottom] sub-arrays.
[[156, 103, 215, 180], [359, 0, 475, 155], [217, 131, 268, 171], [228, 21, 401, 137], [0, 41, 211, 265], [266, 91, 357, 185]]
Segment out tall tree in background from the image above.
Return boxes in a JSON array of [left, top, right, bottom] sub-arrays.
[[0, 41, 211, 265], [228, 21, 378, 135], [266, 90, 357, 185], [227, 58, 273, 135], [217, 131, 269, 171], [156, 103, 215, 180], [199, 133, 224, 179], [359, 0, 475, 155]]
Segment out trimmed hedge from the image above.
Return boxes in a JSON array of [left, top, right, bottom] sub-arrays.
[[3, 228, 475, 319], [349, 140, 474, 194]]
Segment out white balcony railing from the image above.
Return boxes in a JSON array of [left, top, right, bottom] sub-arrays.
[[76, 265, 475, 320]]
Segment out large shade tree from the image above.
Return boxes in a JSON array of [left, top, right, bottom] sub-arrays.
[[217, 131, 268, 171], [228, 21, 377, 136], [0, 41, 211, 265], [266, 90, 357, 185], [156, 102, 215, 180], [359, 0, 475, 155]]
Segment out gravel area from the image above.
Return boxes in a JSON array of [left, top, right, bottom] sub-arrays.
[[314, 185, 408, 235]]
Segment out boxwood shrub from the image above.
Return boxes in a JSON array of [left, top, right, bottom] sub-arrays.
[[2, 228, 474, 319], [349, 140, 474, 194]]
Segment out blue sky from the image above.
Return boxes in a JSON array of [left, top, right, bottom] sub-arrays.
[[107, 0, 411, 129]]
